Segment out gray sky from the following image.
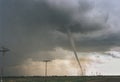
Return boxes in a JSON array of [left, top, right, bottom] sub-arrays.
[[0, 0, 120, 76]]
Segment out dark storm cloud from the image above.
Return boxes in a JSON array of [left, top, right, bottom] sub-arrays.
[[1, 0, 106, 34], [1, 0, 71, 31], [0, 0, 101, 56], [58, 20, 106, 33], [74, 32, 120, 52]]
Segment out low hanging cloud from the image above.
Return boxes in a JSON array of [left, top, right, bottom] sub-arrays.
[[105, 51, 120, 58], [5, 54, 99, 76]]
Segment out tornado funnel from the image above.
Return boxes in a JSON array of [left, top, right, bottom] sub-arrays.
[[66, 27, 84, 76]]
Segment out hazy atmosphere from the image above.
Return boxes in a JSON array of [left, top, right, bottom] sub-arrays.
[[0, 0, 120, 76]]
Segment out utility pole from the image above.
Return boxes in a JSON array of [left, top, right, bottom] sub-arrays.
[[0, 47, 10, 82], [43, 60, 51, 82], [43, 60, 51, 76]]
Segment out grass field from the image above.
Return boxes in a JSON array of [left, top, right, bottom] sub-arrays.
[[2, 76, 120, 82]]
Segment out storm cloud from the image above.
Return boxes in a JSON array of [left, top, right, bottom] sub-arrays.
[[0, 0, 109, 52]]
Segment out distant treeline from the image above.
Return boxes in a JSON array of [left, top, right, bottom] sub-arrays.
[[2, 76, 120, 82]]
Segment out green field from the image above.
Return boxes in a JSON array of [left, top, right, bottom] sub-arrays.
[[2, 76, 120, 82]]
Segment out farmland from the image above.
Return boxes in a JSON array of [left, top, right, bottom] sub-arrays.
[[2, 76, 120, 82]]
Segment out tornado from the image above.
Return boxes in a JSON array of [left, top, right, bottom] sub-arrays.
[[66, 27, 84, 76]]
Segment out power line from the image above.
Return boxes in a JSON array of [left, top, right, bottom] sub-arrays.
[[43, 60, 51, 82], [43, 60, 51, 77], [0, 46, 10, 82]]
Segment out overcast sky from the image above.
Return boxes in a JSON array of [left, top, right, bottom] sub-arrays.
[[0, 0, 120, 76]]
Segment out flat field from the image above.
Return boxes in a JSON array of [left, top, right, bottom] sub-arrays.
[[2, 76, 120, 82]]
